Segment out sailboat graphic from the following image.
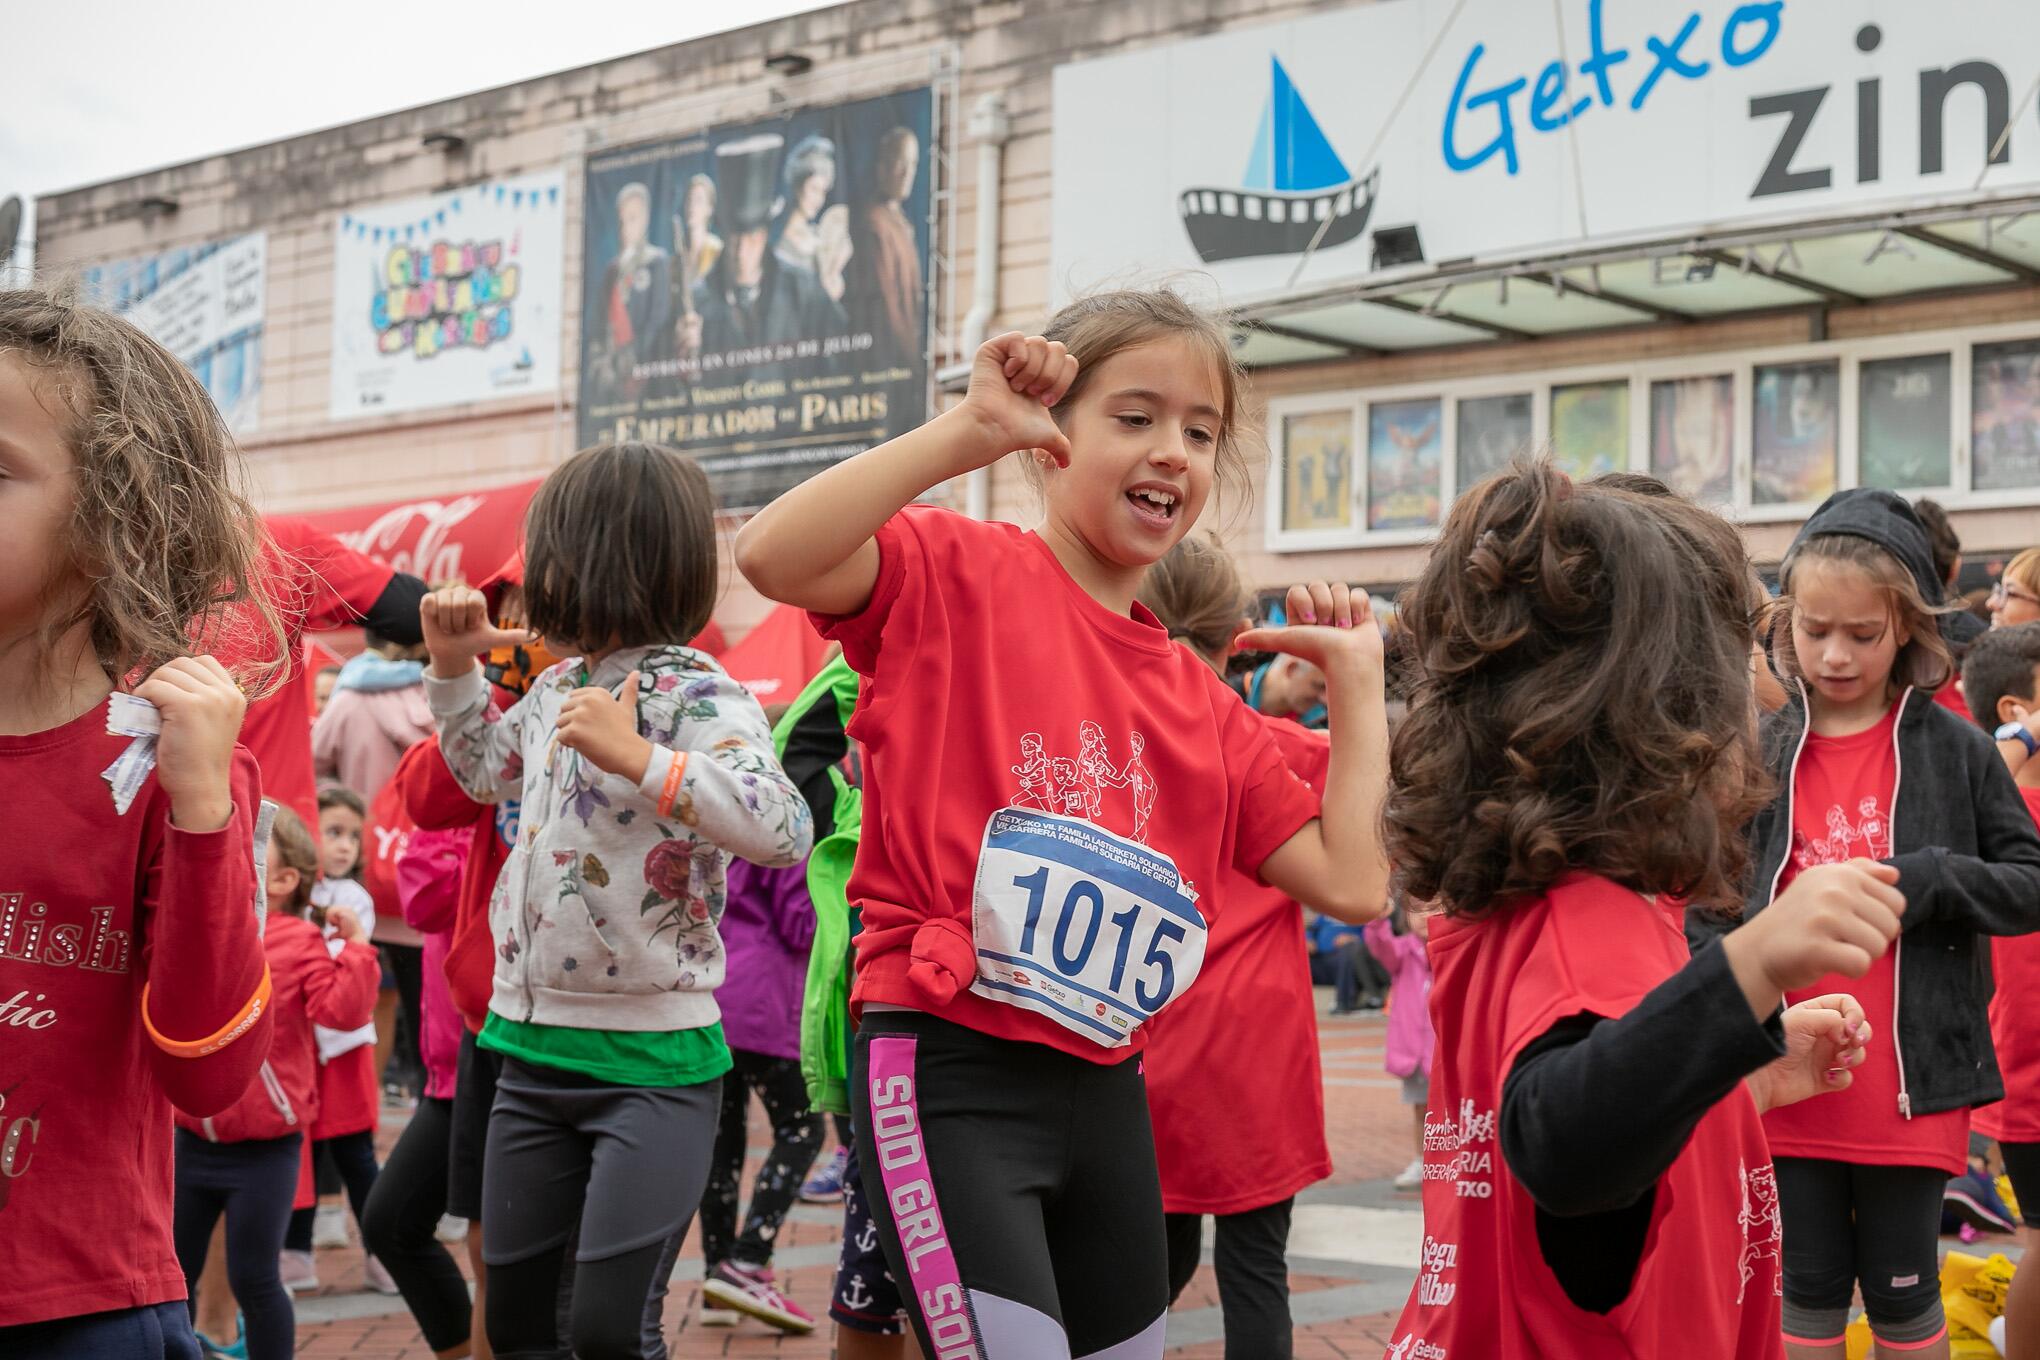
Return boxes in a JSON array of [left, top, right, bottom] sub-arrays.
[[1180, 55, 1380, 265]]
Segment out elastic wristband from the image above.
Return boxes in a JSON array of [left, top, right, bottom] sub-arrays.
[[142, 964, 272, 1059], [656, 752, 690, 818]]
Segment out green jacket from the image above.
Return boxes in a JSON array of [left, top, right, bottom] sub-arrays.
[[773, 655, 863, 1116]]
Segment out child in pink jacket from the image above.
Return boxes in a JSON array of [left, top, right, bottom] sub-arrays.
[[1366, 898, 1434, 1191]]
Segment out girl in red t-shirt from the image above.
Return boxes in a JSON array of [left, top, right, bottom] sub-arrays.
[[1136, 535, 1366, 1359], [736, 289, 1393, 1360], [0, 286, 283, 1359], [1382, 465, 1908, 1360], [1741, 490, 2040, 1360]]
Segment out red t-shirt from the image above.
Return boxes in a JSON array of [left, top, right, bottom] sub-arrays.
[[0, 703, 267, 1328], [217, 520, 396, 828], [1935, 680, 1974, 725], [1390, 874, 1783, 1359], [813, 507, 1318, 1063], [1762, 703, 1969, 1173], [1975, 786, 2040, 1144], [1146, 720, 1331, 1214]]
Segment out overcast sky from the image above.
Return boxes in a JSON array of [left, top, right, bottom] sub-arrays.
[[0, 0, 837, 262]]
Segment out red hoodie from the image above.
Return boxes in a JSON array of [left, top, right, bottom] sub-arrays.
[[177, 913, 378, 1144], [0, 704, 270, 1328]]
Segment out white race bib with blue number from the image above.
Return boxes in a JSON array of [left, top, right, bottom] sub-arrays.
[[969, 808, 1207, 1048]]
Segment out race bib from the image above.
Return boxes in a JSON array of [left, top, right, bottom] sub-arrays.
[[970, 808, 1206, 1048]]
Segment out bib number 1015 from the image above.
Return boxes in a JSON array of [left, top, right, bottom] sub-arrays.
[[1009, 866, 1186, 1012]]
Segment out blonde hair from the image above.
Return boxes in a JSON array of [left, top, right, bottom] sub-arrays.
[[1034, 287, 1252, 515], [0, 282, 283, 695], [267, 804, 320, 919], [1137, 536, 1248, 658], [2003, 546, 2040, 599], [1777, 533, 1955, 693]]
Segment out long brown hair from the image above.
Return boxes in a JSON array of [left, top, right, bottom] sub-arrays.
[[0, 282, 283, 693], [1385, 462, 1769, 917]]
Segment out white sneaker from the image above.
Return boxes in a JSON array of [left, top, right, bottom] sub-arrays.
[[363, 1254, 400, 1296], [435, 1214, 469, 1244], [311, 1203, 351, 1249], [699, 1303, 741, 1328], [279, 1248, 320, 1293], [1393, 1158, 1424, 1190]]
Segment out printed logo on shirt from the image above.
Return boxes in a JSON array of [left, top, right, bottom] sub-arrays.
[[1736, 1160, 1782, 1304], [1791, 796, 1893, 870], [1386, 1330, 1448, 1358], [1421, 1099, 1496, 1198], [1009, 721, 1157, 843]]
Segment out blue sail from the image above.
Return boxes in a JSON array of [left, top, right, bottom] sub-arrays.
[[1266, 55, 1350, 192], [1242, 86, 1275, 191]]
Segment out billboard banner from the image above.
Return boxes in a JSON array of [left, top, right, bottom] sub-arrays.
[[81, 233, 266, 434], [1053, 0, 2040, 301], [578, 87, 934, 511], [330, 170, 566, 420]]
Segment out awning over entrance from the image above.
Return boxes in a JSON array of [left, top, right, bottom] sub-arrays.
[[1229, 195, 2040, 366]]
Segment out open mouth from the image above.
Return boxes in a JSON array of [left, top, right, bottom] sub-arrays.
[[1126, 486, 1181, 526]]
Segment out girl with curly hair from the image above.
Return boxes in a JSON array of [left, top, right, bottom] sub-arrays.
[[1382, 463, 1909, 1359], [0, 283, 284, 1359]]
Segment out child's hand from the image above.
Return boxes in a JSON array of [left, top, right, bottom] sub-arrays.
[[556, 670, 654, 784], [1721, 860, 1904, 1020], [1236, 582, 1385, 678], [958, 332, 1078, 472], [135, 655, 246, 833], [420, 586, 535, 678], [324, 905, 365, 943], [1746, 994, 1871, 1114]]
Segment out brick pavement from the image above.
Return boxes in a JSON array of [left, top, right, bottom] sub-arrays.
[[288, 1002, 1417, 1357]]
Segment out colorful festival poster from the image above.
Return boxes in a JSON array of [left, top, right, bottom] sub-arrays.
[[329, 171, 565, 419]]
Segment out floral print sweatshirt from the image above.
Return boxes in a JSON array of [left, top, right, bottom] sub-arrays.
[[425, 644, 812, 1033]]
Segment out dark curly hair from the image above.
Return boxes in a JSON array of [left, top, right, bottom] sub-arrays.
[[1384, 462, 1770, 918]]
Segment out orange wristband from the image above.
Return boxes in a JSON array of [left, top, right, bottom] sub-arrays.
[[142, 964, 272, 1059], [656, 752, 689, 818]]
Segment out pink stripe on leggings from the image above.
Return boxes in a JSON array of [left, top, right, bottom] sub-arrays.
[[867, 1036, 982, 1360]]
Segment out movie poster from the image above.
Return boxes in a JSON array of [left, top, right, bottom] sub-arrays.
[[1649, 375, 1734, 505], [578, 87, 934, 512], [1753, 360, 1839, 505], [1280, 409, 1353, 532], [1973, 340, 2040, 491], [1455, 391, 1532, 492], [1859, 353, 1951, 491], [1550, 381, 1628, 482], [1367, 397, 1442, 530], [329, 171, 566, 419]]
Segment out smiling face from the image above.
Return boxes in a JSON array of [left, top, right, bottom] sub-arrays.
[[1038, 336, 1225, 590], [1790, 559, 1906, 717]]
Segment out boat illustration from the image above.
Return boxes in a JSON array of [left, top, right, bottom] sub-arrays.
[[1180, 55, 1380, 265]]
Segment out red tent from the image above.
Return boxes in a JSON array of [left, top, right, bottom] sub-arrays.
[[720, 604, 833, 706], [287, 477, 542, 587]]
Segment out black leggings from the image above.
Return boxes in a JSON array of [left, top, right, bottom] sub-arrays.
[[1999, 1141, 2040, 1229], [360, 1096, 469, 1352], [1775, 1156, 1946, 1344], [850, 1010, 1168, 1360], [1165, 1199, 1295, 1360], [172, 1131, 303, 1360], [384, 942, 425, 1090], [487, 1230, 683, 1360], [699, 1049, 823, 1270], [283, 1129, 379, 1252]]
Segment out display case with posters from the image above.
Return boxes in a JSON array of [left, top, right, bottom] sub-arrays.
[[578, 87, 935, 512], [1366, 398, 1442, 531], [1973, 339, 2040, 492], [1752, 360, 1839, 507], [1649, 375, 1734, 505]]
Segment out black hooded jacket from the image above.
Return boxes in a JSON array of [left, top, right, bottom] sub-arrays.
[[1736, 489, 2040, 1115]]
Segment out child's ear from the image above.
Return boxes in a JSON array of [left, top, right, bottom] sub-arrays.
[[2002, 694, 2032, 728], [275, 865, 302, 898]]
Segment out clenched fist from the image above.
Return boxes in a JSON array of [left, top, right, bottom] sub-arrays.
[[135, 655, 246, 832], [556, 670, 654, 784]]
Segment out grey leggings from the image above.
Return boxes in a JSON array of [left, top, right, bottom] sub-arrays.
[[481, 1056, 720, 1360]]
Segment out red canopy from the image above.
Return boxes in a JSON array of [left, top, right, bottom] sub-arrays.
[[288, 477, 542, 587], [721, 604, 833, 706]]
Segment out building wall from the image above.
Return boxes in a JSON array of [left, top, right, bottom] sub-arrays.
[[34, 0, 2040, 631]]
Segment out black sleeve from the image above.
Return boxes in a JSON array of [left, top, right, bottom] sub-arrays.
[[1888, 739, 2040, 937], [778, 693, 851, 840], [360, 573, 429, 645], [1500, 941, 1784, 1312]]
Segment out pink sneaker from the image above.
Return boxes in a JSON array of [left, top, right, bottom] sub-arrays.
[[700, 1261, 816, 1335]]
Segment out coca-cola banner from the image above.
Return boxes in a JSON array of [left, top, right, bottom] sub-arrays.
[[288, 478, 540, 586]]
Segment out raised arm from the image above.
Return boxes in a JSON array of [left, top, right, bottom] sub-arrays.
[[735, 333, 1077, 616], [1249, 582, 1392, 924], [420, 585, 543, 804]]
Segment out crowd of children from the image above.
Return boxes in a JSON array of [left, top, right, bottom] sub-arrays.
[[14, 273, 2040, 1360]]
